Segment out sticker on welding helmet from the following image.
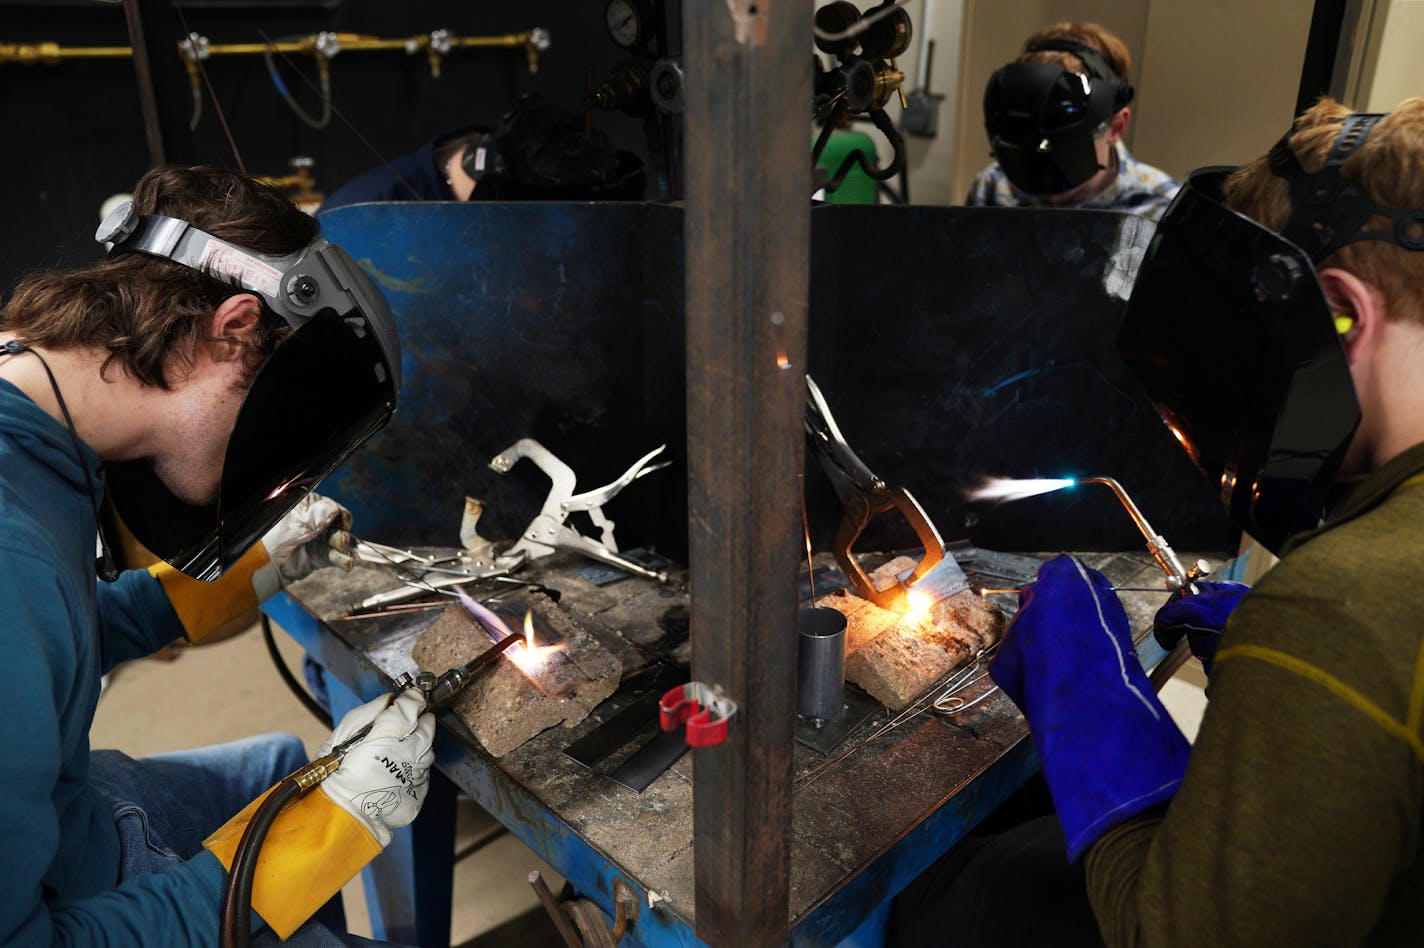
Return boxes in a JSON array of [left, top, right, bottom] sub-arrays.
[[198, 238, 282, 299]]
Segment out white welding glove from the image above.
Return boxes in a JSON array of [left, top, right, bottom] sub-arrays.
[[316, 688, 436, 848], [252, 493, 356, 600]]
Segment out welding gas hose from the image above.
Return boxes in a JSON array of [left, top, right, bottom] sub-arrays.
[[813, 104, 906, 194], [220, 775, 306, 948], [207, 690, 435, 945], [219, 724, 371, 948]]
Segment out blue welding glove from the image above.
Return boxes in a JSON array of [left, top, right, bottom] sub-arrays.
[[990, 555, 1192, 862], [1153, 581, 1249, 675]]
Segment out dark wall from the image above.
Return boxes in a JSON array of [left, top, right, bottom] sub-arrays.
[[0, 0, 648, 288]]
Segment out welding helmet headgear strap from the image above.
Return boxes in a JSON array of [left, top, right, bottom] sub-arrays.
[[96, 205, 401, 580], [459, 133, 502, 182], [1024, 39, 1134, 109], [983, 41, 1129, 196], [1268, 111, 1424, 260], [1117, 168, 1361, 553]]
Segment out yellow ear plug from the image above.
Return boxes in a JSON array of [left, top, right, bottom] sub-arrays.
[[1334, 313, 1355, 335]]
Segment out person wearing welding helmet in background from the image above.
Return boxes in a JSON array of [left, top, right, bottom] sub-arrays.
[[895, 98, 1424, 946], [317, 93, 647, 213], [0, 166, 436, 945], [967, 22, 1178, 220]]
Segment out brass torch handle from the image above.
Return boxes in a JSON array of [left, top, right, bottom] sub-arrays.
[[1079, 476, 1193, 591]]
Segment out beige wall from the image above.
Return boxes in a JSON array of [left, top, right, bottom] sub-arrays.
[[1131, 1, 1314, 179], [1358, 0, 1424, 111], [900, 0, 968, 205]]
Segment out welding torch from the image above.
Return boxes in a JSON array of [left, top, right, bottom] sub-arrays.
[[221, 610, 521, 948], [396, 630, 524, 710], [1074, 476, 1212, 688], [1077, 477, 1210, 596]]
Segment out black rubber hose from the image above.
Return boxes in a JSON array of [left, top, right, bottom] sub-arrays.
[[220, 777, 304, 948], [824, 106, 906, 193], [261, 615, 333, 730]]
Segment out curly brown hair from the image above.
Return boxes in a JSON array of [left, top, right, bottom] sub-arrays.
[[1019, 22, 1132, 83], [1, 166, 318, 388], [1223, 97, 1424, 324]]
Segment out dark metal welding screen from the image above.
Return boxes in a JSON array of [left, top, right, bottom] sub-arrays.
[[313, 201, 1230, 556]]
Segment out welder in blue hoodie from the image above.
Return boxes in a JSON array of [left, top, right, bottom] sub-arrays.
[[0, 166, 432, 946]]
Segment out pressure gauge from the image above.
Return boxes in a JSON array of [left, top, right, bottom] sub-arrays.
[[605, 0, 648, 49]]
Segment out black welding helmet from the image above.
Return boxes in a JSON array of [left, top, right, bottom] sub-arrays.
[[984, 39, 1134, 196], [462, 94, 646, 200], [95, 202, 401, 580], [1116, 115, 1420, 551]]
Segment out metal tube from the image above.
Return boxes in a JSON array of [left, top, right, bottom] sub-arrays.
[[915, 0, 933, 89], [797, 607, 847, 723], [528, 871, 582, 948], [0, 32, 537, 64], [1079, 476, 1192, 590]]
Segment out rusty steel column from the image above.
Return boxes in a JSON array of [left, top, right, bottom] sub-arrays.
[[683, 2, 811, 945]]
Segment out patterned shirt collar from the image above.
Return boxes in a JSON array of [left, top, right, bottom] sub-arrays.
[[974, 143, 1180, 219]]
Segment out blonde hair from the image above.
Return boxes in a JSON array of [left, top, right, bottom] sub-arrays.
[[1020, 22, 1131, 82], [1224, 97, 1424, 323]]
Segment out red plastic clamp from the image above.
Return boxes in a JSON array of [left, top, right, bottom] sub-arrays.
[[659, 681, 738, 747]]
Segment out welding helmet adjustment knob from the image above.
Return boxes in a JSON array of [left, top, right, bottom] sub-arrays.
[[290, 274, 321, 304], [1250, 253, 1305, 304], [95, 201, 140, 246]]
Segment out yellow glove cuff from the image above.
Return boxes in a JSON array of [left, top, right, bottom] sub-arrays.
[[147, 543, 270, 643], [204, 783, 383, 940]]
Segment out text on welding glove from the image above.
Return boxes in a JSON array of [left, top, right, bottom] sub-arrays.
[[317, 688, 435, 847]]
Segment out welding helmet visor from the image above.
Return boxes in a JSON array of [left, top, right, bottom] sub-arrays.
[[984, 61, 1117, 196], [1117, 168, 1360, 553], [99, 205, 401, 580]]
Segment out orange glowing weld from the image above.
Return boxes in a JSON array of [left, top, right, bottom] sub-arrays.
[[905, 589, 933, 618]]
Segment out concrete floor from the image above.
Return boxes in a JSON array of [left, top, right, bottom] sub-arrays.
[[90, 619, 1211, 946], [90, 621, 567, 947]]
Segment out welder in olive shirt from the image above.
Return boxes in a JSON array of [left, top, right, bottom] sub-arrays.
[[981, 97, 1424, 946]]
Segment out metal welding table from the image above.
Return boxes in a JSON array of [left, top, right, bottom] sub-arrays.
[[264, 549, 1183, 948]]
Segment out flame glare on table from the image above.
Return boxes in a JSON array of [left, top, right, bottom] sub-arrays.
[[963, 476, 1077, 504]]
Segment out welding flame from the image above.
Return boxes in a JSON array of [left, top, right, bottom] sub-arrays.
[[963, 476, 1077, 505], [506, 609, 563, 671]]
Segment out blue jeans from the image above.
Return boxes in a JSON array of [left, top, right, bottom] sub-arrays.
[[90, 734, 397, 947]]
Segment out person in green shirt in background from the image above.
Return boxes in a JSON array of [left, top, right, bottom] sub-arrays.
[[894, 96, 1424, 946]]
